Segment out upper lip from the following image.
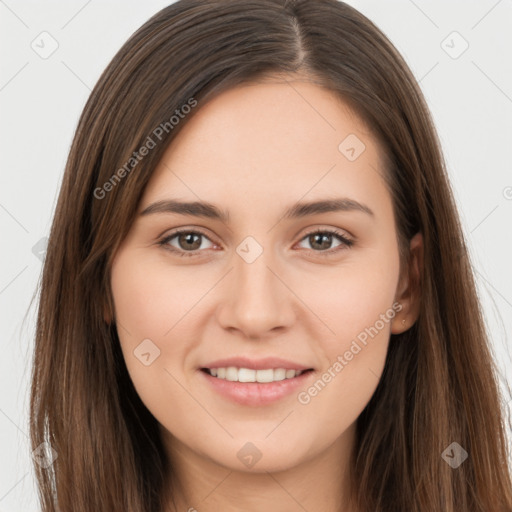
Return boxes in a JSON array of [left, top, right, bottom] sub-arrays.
[[201, 357, 313, 371]]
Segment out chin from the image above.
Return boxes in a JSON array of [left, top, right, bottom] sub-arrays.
[[202, 436, 314, 474]]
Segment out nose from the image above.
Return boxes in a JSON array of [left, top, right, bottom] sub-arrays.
[[216, 245, 296, 340]]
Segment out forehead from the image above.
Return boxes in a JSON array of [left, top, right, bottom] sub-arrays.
[[141, 79, 389, 219]]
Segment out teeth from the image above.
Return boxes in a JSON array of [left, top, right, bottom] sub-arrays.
[[207, 366, 305, 383]]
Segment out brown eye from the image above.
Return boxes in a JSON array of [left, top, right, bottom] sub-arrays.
[[297, 228, 353, 255], [176, 232, 202, 251], [159, 229, 215, 257]]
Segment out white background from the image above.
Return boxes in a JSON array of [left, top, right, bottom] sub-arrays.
[[1, 1, 511, 510]]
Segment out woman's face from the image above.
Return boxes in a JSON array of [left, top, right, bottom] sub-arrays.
[[110, 77, 409, 474]]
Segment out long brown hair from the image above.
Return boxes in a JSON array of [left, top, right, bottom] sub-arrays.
[[29, 1, 512, 510]]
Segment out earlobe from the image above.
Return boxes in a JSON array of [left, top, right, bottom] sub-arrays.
[[103, 299, 113, 325], [391, 232, 423, 334]]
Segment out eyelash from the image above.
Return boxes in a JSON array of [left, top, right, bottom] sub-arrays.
[[158, 227, 354, 259]]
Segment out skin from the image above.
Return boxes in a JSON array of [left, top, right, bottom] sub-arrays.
[[109, 74, 422, 512]]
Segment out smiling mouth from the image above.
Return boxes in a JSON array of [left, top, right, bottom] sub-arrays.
[[200, 367, 314, 383]]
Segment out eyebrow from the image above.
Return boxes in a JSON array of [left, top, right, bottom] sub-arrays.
[[139, 197, 374, 222]]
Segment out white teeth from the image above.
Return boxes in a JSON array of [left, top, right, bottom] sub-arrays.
[[273, 368, 286, 381], [207, 366, 305, 383], [226, 367, 238, 381], [254, 368, 273, 383], [238, 368, 256, 382], [285, 369, 296, 379]]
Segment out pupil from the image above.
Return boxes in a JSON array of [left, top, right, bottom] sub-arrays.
[[180, 233, 201, 250], [311, 233, 331, 250]]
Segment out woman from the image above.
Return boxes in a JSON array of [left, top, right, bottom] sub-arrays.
[[29, 0, 512, 511]]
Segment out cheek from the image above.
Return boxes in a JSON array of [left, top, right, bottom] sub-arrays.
[[109, 252, 192, 389], [110, 250, 205, 341], [110, 251, 223, 409], [294, 249, 400, 408], [303, 251, 400, 345]]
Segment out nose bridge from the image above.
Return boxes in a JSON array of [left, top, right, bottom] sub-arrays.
[[234, 236, 281, 307], [236, 244, 275, 295], [218, 234, 294, 336]]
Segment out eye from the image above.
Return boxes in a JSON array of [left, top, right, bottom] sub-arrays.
[[158, 228, 217, 258], [296, 228, 353, 255], [158, 227, 354, 259]]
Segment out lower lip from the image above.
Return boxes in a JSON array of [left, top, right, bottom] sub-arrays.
[[199, 369, 314, 406]]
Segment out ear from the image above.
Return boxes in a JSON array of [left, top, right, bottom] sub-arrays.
[[103, 294, 114, 325], [391, 232, 423, 334], [103, 303, 111, 324], [104, 305, 111, 325]]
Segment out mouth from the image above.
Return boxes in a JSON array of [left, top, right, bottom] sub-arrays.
[[199, 366, 315, 406], [200, 367, 314, 383]]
